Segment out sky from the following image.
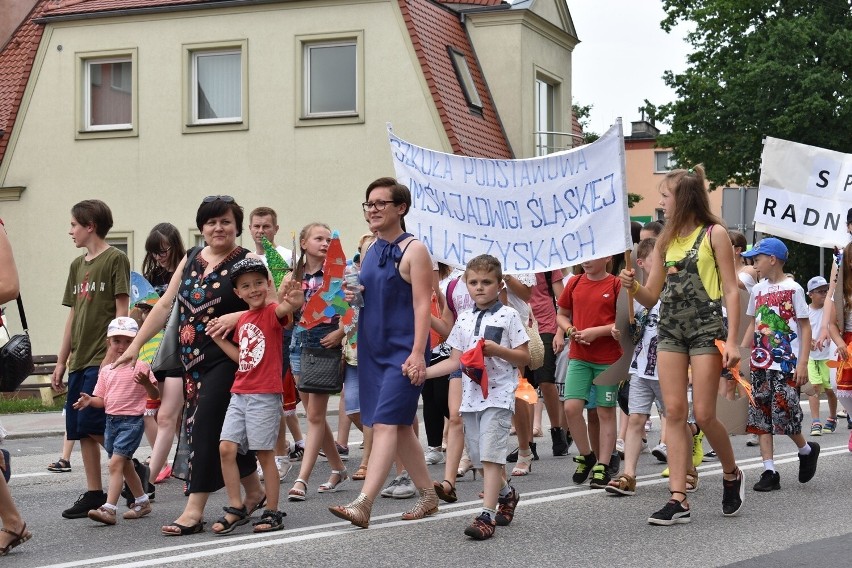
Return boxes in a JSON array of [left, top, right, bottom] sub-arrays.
[[565, 0, 694, 137]]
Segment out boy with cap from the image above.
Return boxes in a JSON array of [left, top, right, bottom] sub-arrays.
[[210, 258, 303, 535], [740, 237, 819, 492], [805, 275, 838, 435], [73, 317, 159, 525]]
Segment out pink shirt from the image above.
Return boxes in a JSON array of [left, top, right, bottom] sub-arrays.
[[529, 270, 563, 334], [93, 361, 154, 416]]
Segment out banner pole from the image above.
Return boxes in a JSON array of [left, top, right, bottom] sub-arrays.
[[624, 250, 635, 324]]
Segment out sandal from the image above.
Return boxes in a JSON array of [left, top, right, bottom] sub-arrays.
[[457, 456, 473, 479], [532, 427, 544, 438], [161, 521, 205, 536], [604, 473, 636, 496], [433, 479, 458, 503], [352, 463, 368, 481], [247, 495, 267, 516], [288, 479, 308, 501], [511, 450, 533, 477], [318, 469, 349, 493], [0, 524, 32, 556], [47, 458, 71, 473], [212, 506, 250, 536], [252, 509, 286, 533], [686, 468, 700, 493]]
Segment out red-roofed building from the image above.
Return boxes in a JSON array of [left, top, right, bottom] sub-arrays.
[[0, 0, 578, 352]]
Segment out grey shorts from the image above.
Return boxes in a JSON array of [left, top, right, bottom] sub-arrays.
[[220, 393, 283, 453], [628, 377, 666, 416], [462, 407, 513, 467]]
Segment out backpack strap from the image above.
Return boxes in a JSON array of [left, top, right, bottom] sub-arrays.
[[447, 277, 459, 320]]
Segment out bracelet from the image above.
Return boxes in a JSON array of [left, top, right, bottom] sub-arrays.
[[630, 280, 640, 294], [565, 326, 576, 336]]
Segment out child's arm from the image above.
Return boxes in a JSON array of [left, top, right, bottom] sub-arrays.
[[211, 334, 239, 363], [115, 293, 130, 318], [431, 302, 455, 339], [503, 275, 532, 302], [73, 392, 104, 410], [795, 317, 811, 386], [135, 369, 160, 400], [425, 348, 462, 379], [482, 340, 530, 369], [620, 242, 666, 308], [556, 306, 574, 337], [276, 279, 304, 319], [573, 324, 617, 345]]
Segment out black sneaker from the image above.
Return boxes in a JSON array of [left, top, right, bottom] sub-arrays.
[[798, 441, 820, 483], [606, 452, 621, 478], [572, 452, 596, 484], [289, 444, 304, 462], [123, 458, 155, 507], [752, 470, 780, 492], [529, 441, 539, 461], [722, 468, 745, 516], [62, 490, 107, 519], [495, 485, 520, 526], [589, 463, 612, 489], [551, 428, 570, 457], [648, 498, 691, 525]]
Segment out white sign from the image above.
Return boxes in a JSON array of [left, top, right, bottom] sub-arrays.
[[388, 123, 632, 273], [755, 137, 852, 247]]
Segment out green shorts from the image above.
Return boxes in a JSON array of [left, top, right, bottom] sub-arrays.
[[808, 359, 831, 389], [564, 359, 617, 407]]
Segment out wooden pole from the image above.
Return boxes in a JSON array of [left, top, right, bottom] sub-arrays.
[[624, 249, 635, 324]]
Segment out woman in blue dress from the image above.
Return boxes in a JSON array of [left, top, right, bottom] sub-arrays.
[[329, 177, 435, 528]]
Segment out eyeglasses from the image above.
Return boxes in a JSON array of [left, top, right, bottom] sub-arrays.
[[202, 195, 235, 203], [151, 247, 171, 257], [361, 200, 399, 212]]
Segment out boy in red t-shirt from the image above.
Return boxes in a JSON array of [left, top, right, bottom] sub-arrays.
[[556, 257, 622, 490], [211, 258, 303, 535]]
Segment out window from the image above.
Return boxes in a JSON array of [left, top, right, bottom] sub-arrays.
[[655, 150, 675, 173], [183, 41, 248, 133], [106, 232, 133, 266], [535, 78, 555, 156], [188, 229, 205, 248], [76, 49, 138, 138], [448, 48, 483, 112], [296, 31, 364, 126]]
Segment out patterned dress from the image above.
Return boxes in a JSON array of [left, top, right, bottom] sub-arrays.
[[171, 246, 256, 492]]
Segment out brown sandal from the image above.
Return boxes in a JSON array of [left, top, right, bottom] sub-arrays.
[[0, 524, 32, 556], [686, 468, 699, 493], [433, 479, 458, 503], [352, 463, 368, 481], [329, 493, 373, 528]]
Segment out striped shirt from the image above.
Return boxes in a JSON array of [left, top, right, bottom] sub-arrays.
[[93, 361, 155, 416]]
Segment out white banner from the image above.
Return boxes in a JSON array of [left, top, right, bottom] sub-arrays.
[[755, 137, 852, 247], [388, 123, 632, 273]]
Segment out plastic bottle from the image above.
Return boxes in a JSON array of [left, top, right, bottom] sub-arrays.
[[344, 260, 364, 307]]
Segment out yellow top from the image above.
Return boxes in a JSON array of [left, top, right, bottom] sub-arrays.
[[665, 225, 722, 300]]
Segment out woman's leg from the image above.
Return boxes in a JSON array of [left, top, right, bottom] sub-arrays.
[[0, 475, 27, 550], [293, 392, 330, 486], [656, 351, 691, 502], [166, 492, 209, 528], [690, 353, 739, 481], [148, 376, 183, 483]]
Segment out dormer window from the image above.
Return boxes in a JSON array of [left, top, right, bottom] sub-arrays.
[[448, 48, 483, 113]]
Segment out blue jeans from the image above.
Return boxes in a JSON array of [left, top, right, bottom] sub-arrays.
[[104, 415, 144, 459]]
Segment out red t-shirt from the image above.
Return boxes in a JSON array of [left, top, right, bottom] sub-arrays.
[[529, 270, 563, 334], [557, 274, 622, 364], [231, 303, 288, 394]]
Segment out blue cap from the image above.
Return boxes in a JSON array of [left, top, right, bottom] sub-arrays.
[[741, 237, 788, 262]]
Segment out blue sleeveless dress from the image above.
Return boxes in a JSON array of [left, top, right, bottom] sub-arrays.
[[358, 233, 431, 427]]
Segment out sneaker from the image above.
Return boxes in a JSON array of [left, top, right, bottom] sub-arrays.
[[87, 505, 117, 525], [47, 458, 72, 473], [589, 463, 611, 489], [392, 472, 416, 499], [615, 438, 625, 459], [381, 475, 403, 498], [551, 427, 570, 457], [823, 418, 837, 434], [318, 443, 349, 461], [606, 452, 620, 478], [753, 470, 780, 492], [495, 485, 520, 526], [605, 473, 636, 496], [692, 431, 705, 468], [62, 490, 107, 519], [746, 433, 760, 446], [703, 450, 718, 462], [289, 444, 305, 462], [838, 409, 848, 419], [798, 442, 820, 483], [810, 421, 823, 436], [848, 415, 852, 430], [464, 512, 496, 540], [722, 469, 745, 516], [644, 419, 652, 432], [651, 443, 668, 463], [572, 453, 596, 484], [275, 456, 293, 480], [641, 438, 649, 453], [648, 498, 691, 525], [123, 500, 152, 519], [661, 467, 669, 478], [424, 446, 446, 465], [154, 465, 172, 484]]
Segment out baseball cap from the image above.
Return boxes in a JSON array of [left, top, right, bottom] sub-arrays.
[[229, 257, 269, 286], [741, 237, 788, 262], [807, 276, 829, 293], [107, 316, 139, 338]]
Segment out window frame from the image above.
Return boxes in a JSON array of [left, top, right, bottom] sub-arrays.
[[182, 40, 249, 134], [654, 150, 675, 173], [533, 68, 564, 156], [106, 231, 133, 266], [295, 30, 364, 127], [448, 47, 483, 114], [75, 48, 138, 140]]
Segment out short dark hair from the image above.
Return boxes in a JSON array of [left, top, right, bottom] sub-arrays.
[[642, 221, 664, 236], [71, 199, 113, 238], [249, 207, 278, 226], [365, 177, 412, 230], [196, 198, 244, 236], [635, 237, 656, 260], [465, 254, 502, 281], [142, 222, 186, 278]]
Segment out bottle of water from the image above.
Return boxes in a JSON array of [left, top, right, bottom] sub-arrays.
[[344, 260, 364, 307]]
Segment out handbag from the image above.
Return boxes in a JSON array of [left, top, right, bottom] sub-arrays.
[[0, 295, 35, 392], [525, 316, 545, 371], [151, 247, 201, 376], [299, 347, 344, 394]]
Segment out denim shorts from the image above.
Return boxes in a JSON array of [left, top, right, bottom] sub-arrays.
[[65, 366, 106, 440], [290, 322, 339, 376], [462, 407, 513, 466], [343, 364, 360, 415], [104, 415, 144, 459]]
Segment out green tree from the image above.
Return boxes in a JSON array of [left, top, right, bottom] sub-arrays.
[[647, 0, 851, 282]]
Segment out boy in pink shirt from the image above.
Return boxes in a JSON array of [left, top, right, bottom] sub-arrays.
[[73, 317, 159, 525]]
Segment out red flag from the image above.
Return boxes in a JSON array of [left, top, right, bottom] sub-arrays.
[[460, 338, 489, 398]]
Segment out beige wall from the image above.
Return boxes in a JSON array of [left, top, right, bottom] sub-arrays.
[[0, 0, 38, 48], [0, 0, 458, 354]]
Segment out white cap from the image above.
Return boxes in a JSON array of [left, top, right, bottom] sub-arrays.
[[807, 276, 829, 293], [107, 316, 138, 338]]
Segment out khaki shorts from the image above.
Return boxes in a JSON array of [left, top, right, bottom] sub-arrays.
[[658, 304, 725, 356]]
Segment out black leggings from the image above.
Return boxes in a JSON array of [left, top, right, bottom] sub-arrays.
[[421, 359, 450, 447]]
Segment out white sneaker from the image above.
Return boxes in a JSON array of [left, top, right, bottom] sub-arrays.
[[257, 463, 264, 481], [424, 446, 446, 465], [644, 419, 653, 432], [746, 434, 760, 447], [275, 456, 292, 481], [615, 439, 625, 455], [381, 475, 404, 498], [651, 443, 668, 462], [392, 472, 416, 499]]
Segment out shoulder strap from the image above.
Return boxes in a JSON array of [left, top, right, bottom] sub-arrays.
[[447, 277, 459, 320], [13, 295, 28, 333], [543, 271, 556, 304], [567, 273, 584, 299], [183, 246, 202, 278]]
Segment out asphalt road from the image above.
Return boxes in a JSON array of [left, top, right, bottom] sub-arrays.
[[1, 407, 851, 568]]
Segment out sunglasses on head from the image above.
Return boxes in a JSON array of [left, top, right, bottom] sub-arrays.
[[202, 195, 235, 203]]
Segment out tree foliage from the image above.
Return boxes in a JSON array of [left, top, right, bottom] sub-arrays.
[[646, 0, 852, 188]]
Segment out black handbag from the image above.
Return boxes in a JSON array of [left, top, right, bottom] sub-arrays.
[[0, 295, 35, 392], [298, 347, 344, 394], [151, 247, 200, 377]]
